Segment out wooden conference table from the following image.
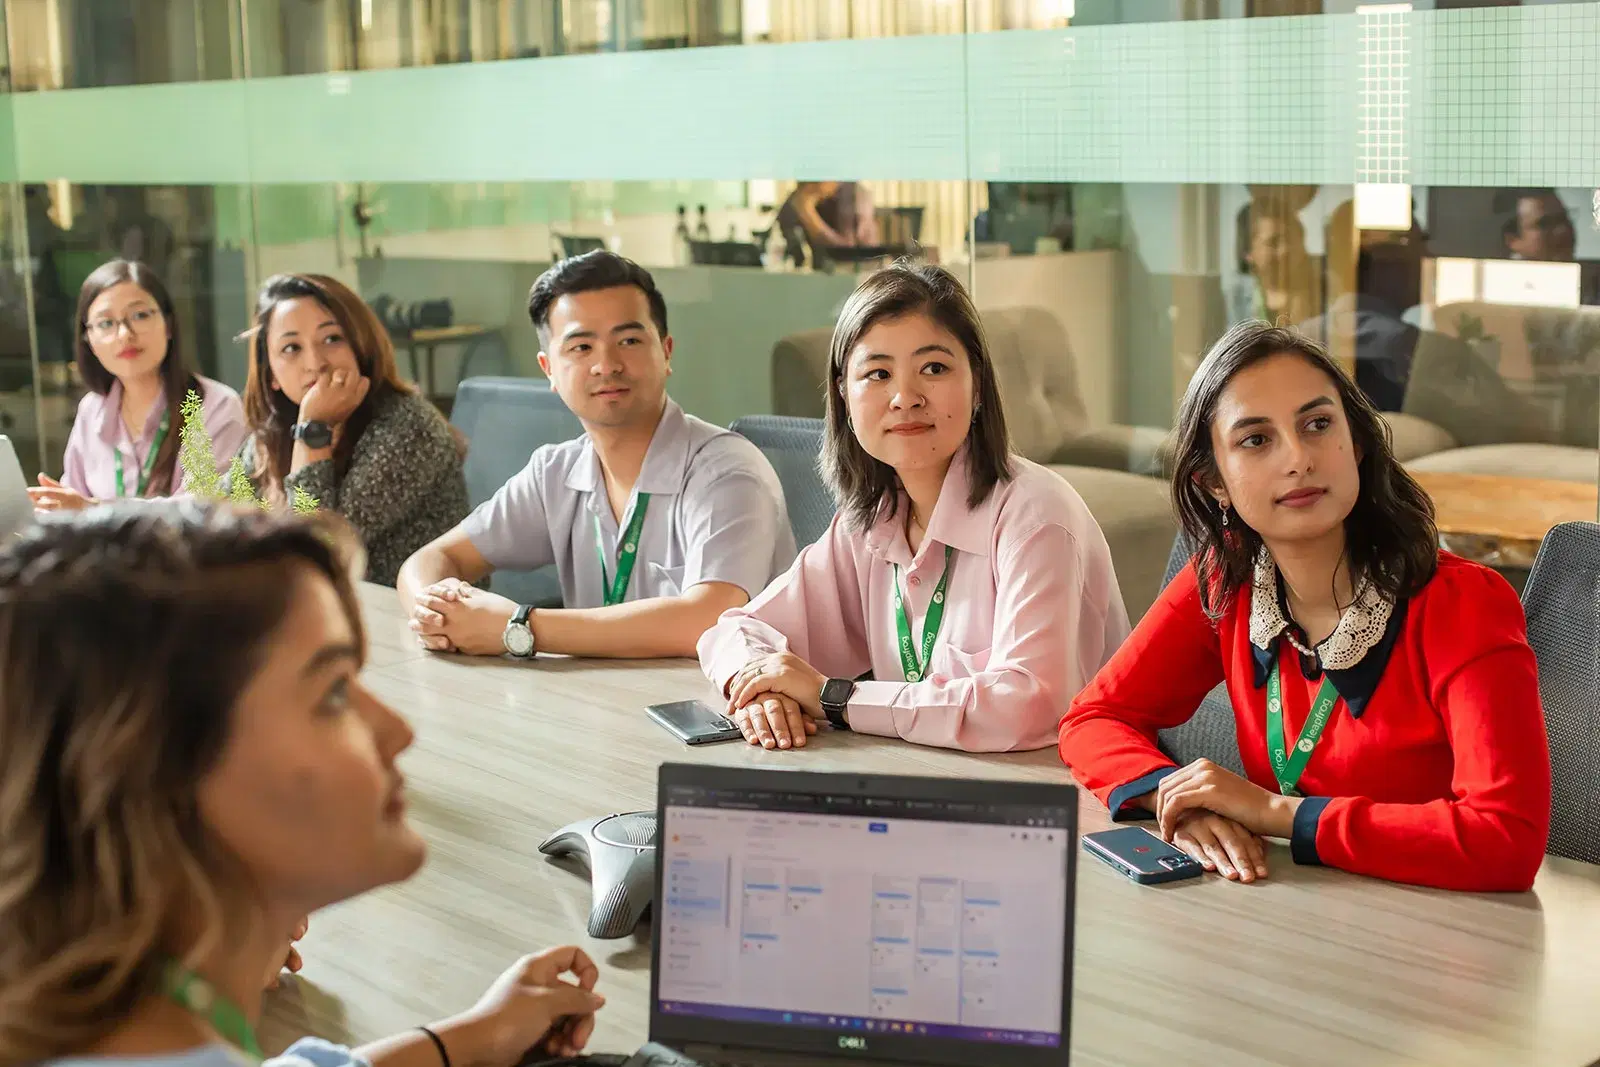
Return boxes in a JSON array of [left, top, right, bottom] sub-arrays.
[[261, 583, 1600, 1067]]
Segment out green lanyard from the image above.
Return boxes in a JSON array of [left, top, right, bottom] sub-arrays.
[[113, 410, 170, 498], [891, 545, 954, 683], [1265, 657, 1341, 797], [159, 958, 263, 1061], [594, 492, 651, 606]]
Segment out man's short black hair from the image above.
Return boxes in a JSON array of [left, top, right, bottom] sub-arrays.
[[526, 250, 669, 344], [1493, 187, 1559, 240]]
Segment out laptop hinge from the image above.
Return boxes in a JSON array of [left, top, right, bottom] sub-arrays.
[[679, 1044, 931, 1067]]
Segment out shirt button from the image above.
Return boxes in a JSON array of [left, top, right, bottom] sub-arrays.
[[909, 575, 921, 587]]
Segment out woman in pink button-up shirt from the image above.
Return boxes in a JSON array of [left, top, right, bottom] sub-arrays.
[[28, 260, 247, 512], [698, 263, 1130, 752]]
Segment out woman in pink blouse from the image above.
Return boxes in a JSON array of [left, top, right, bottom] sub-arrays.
[[28, 260, 246, 512], [698, 262, 1130, 752]]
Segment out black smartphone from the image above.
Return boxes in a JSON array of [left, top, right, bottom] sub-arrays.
[[1082, 826, 1204, 885], [646, 699, 744, 745]]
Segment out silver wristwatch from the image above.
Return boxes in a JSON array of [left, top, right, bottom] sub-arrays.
[[502, 604, 535, 658]]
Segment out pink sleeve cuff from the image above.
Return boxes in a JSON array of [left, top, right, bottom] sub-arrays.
[[845, 680, 908, 736], [697, 616, 789, 695]]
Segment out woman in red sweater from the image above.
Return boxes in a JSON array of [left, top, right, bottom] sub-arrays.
[[1058, 322, 1551, 892]]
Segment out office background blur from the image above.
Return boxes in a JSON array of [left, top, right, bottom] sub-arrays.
[[1, 0, 1597, 568]]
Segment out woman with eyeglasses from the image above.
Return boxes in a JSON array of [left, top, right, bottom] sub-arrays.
[[29, 260, 247, 512]]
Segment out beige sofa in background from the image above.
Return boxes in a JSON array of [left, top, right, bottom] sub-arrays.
[[1399, 306, 1599, 483], [771, 306, 1177, 620]]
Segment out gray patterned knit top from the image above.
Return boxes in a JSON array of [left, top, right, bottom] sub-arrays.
[[228, 388, 469, 586]]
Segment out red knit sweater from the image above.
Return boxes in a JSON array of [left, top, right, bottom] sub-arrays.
[[1058, 552, 1551, 892]]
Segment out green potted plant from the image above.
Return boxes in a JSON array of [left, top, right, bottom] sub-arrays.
[[178, 389, 319, 514]]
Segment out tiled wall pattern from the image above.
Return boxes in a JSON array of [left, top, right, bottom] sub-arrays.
[[1, 6, 1596, 187]]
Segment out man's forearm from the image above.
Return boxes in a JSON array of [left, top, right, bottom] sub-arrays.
[[532, 593, 735, 659], [397, 547, 466, 607]]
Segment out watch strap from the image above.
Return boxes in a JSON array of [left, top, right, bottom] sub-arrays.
[[292, 420, 334, 448], [511, 603, 534, 626]]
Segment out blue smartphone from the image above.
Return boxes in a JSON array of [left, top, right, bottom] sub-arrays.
[[1082, 826, 1204, 885]]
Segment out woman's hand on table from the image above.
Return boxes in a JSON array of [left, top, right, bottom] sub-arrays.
[[1169, 811, 1269, 883], [29, 474, 93, 512], [725, 652, 829, 751], [732, 693, 819, 750], [1154, 758, 1299, 843], [725, 652, 826, 719], [443, 946, 606, 1064]]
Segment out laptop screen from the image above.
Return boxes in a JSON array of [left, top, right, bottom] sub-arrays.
[[652, 769, 1075, 1064]]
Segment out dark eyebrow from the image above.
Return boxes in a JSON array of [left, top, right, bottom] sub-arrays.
[[1227, 395, 1335, 434], [860, 344, 957, 364], [302, 641, 361, 677], [610, 321, 647, 334]]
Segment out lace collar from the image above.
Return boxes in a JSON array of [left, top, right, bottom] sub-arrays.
[[1247, 551, 1395, 672]]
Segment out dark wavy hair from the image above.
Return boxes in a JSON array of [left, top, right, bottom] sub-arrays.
[[242, 273, 414, 497], [1171, 321, 1438, 617], [74, 260, 198, 497], [820, 262, 1013, 530]]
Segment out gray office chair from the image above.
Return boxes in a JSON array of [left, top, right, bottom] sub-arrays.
[[1156, 532, 1248, 776], [1520, 521, 1600, 864], [449, 377, 582, 608], [728, 415, 837, 550]]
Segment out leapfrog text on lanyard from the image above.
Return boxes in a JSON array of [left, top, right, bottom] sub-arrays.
[[891, 544, 954, 683], [160, 958, 263, 1061], [113, 410, 170, 498], [1265, 657, 1340, 796], [594, 492, 651, 606]]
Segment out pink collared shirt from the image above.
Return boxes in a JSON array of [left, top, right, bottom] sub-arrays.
[[62, 376, 248, 500], [698, 451, 1132, 752]]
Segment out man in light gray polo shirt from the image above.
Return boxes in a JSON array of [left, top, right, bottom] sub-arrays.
[[396, 251, 796, 659]]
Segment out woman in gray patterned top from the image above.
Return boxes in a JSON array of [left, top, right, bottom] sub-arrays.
[[232, 273, 468, 585]]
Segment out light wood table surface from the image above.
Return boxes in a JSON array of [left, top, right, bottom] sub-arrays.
[[262, 583, 1600, 1067], [1412, 470, 1598, 569]]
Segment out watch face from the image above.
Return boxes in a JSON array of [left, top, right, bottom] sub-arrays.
[[503, 624, 534, 657], [296, 421, 334, 448], [821, 678, 854, 706]]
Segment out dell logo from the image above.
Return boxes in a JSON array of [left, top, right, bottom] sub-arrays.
[[838, 1036, 868, 1051]]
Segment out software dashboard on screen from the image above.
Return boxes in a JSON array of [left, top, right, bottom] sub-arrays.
[[657, 803, 1070, 1047]]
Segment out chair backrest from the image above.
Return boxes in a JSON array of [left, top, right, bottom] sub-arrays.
[[1520, 521, 1600, 864], [728, 415, 836, 550], [1156, 531, 1248, 776], [767, 306, 1091, 465], [449, 376, 583, 608]]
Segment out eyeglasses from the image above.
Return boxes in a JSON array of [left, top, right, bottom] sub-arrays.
[[86, 307, 162, 341]]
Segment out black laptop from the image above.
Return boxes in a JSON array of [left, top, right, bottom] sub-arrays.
[[622, 763, 1078, 1067]]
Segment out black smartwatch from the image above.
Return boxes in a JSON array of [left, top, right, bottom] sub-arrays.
[[819, 677, 855, 730], [292, 419, 334, 449]]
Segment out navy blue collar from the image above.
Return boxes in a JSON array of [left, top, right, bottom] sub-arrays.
[[1248, 578, 1407, 718]]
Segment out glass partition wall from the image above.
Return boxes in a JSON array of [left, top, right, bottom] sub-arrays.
[[1, 0, 1595, 609]]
